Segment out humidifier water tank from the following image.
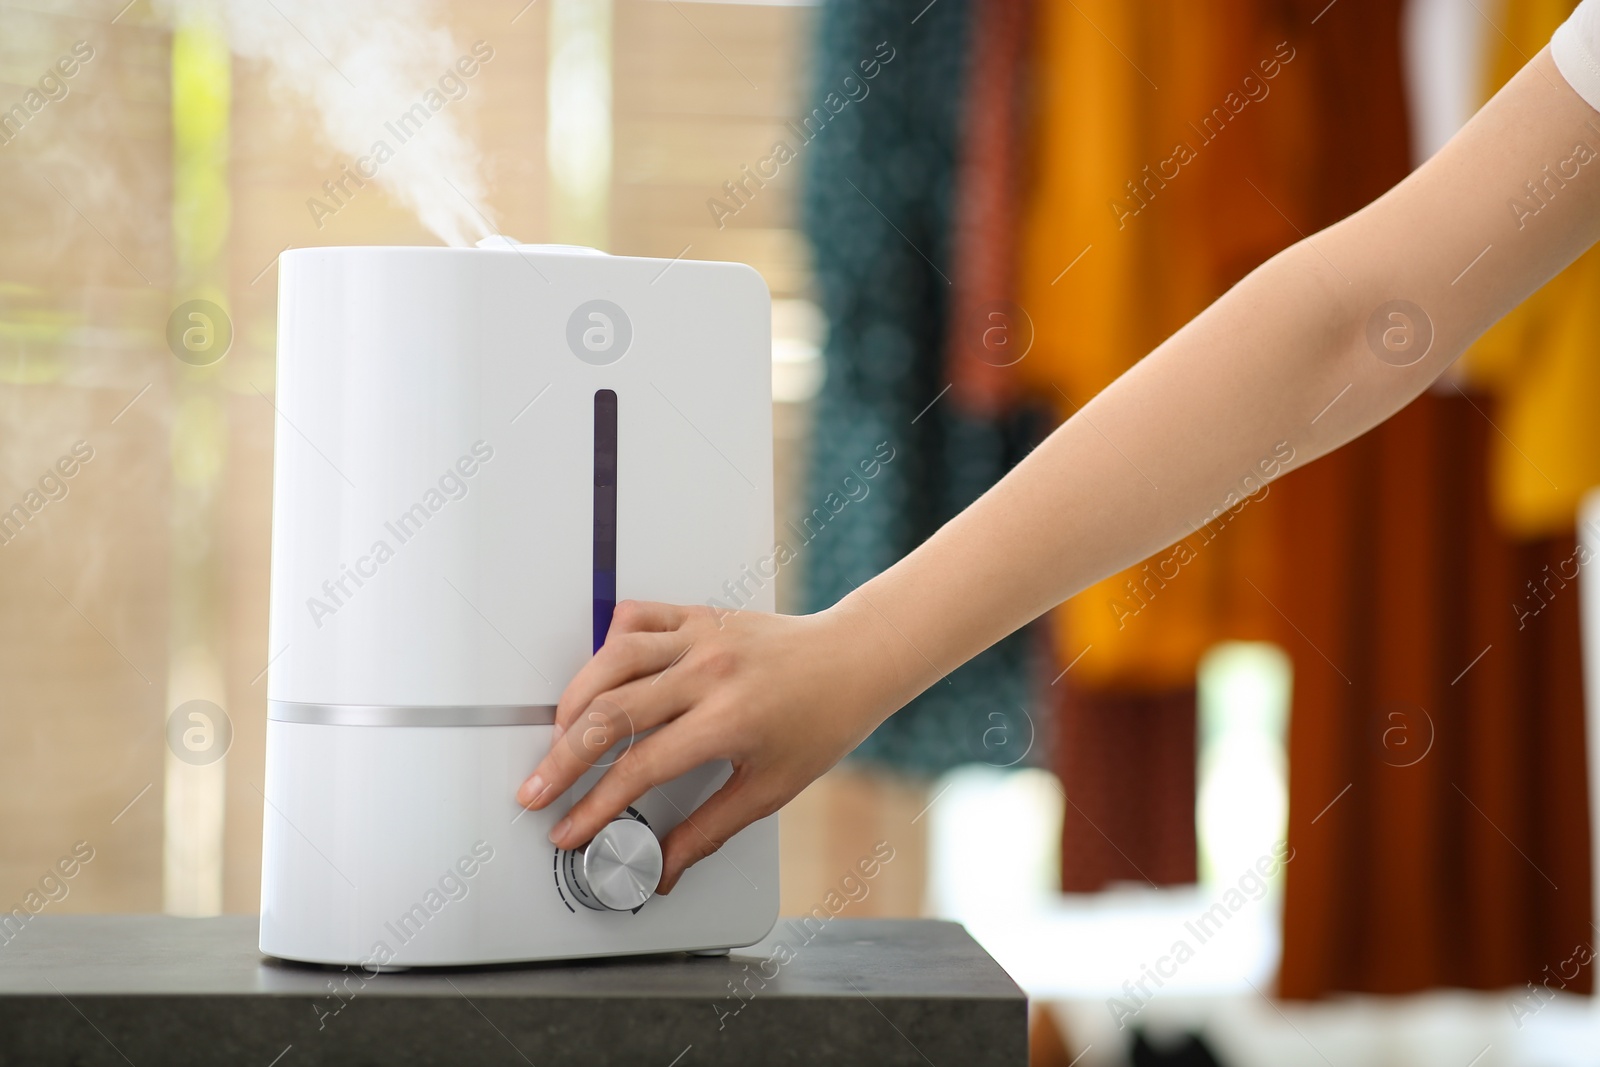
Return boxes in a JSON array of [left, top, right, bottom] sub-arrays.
[[260, 240, 778, 966]]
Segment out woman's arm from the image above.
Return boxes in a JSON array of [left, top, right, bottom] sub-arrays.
[[522, 47, 1600, 892]]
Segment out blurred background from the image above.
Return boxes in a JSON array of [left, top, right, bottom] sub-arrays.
[[2, 0, 1599, 1064]]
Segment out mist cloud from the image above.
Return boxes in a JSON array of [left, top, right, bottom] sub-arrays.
[[222, 0, 496, 246]]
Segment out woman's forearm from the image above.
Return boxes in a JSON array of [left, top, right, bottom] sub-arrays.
[[846, 48, 1600, 711]]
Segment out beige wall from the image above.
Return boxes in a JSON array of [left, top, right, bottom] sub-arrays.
[[1, 2, 176, 915]]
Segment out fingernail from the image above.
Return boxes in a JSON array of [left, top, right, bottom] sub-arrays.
[[520, 774, 544, 806], [549, 817, 571, 845], [551, 721, 565, 744]]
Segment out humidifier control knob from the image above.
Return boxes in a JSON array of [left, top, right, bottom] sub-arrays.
[[563, 817, 662, 912]]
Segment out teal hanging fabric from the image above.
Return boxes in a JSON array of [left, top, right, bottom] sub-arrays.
[[799, 0, 1043, 775]]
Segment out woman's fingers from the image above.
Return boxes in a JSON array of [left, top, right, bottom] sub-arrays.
[[519, 697, 630, 808], [550, 599, 692, 730], [546, 720, 721, 850], [553, 628, 686, 730], [528, 605, 712, 810], [519, 665, 700, 808], [607, 599, 686, 637], [656, 772, 775, 894]]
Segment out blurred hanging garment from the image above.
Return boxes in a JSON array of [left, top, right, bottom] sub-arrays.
[[799, 0, 1045, 775], [1461, 0, 1600, 539], [1015, 0, 1302, 694], [1055, 685, 1200, 890], [1013, 0, 1299, 889], [1276, 0, 1593, 999], [944, 0, 1032, 418]]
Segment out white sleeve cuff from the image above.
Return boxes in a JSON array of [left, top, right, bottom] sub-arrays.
[[1552, 0, 1600, 113]]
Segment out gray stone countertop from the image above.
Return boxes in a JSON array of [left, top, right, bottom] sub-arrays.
[[0, 915, 1026, 1066]]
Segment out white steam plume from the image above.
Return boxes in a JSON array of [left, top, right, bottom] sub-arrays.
[[223, 0, 496, 246]]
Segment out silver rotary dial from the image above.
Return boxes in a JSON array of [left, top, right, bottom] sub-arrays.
[[561, 817, 662, 912]]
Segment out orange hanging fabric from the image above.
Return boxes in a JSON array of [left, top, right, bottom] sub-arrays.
[[1014, 0, 1297, 694]]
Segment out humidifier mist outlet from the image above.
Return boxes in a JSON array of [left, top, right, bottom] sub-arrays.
[[260, 240, 778, 966]]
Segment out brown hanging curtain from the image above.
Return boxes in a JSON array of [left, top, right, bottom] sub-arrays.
[[1274, 0, 1594, 999], [1277, 397, 1594, 997]]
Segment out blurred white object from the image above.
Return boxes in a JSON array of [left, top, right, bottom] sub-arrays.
[[1403, 0, 1491, 166], [548, 0, 613, 247], [1197, 642, 1289, 887], [772, 298, 825, 403]]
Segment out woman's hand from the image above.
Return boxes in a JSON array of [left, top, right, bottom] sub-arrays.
[[516, 595, 903, 894]]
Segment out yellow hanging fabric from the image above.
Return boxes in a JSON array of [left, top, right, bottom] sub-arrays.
[[1462, 0, 1600, 539], [1015, 0, 1297, 688]]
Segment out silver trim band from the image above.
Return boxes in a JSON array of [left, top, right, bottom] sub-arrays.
[[268, 701, 558, 728]]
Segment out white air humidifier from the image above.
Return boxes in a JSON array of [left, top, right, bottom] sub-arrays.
[[260, 239, 779, 966]]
